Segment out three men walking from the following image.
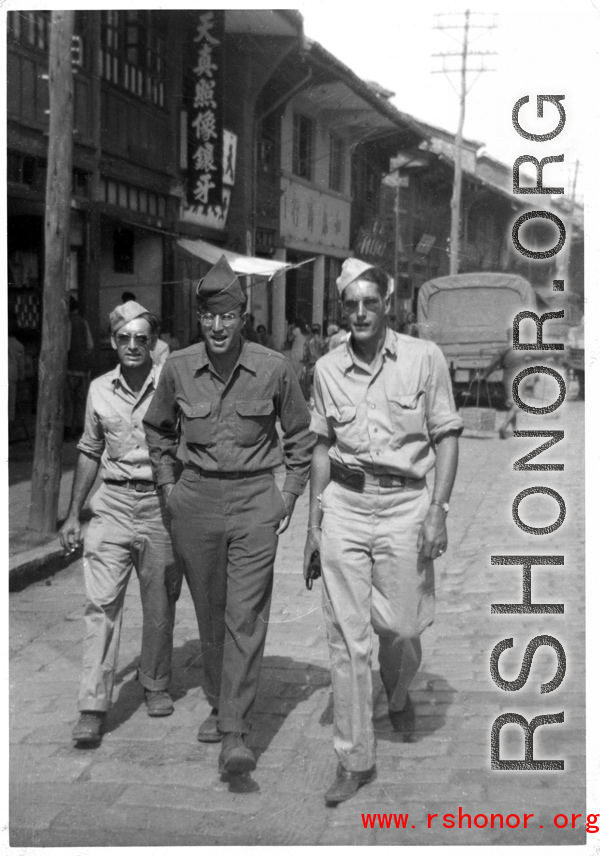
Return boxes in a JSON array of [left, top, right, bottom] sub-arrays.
[[62, 254, 461, 801]]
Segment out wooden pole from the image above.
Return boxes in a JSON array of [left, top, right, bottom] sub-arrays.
[[29, 10, 75, 533], [449, 9, 470, 276]]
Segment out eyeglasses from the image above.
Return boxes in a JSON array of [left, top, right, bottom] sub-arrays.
[[199, 313, 239, 328], [115, 333, 151, 347], [342, 297, 383, 315]]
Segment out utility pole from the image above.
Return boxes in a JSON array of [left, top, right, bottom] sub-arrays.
[[433, 10, 497, 275], [29, 11, 75, 534]]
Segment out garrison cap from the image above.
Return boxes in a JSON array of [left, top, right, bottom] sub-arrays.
[[336, 257, 394, 299], [196, 255, 245, 314], [109, 300, 150, 334]]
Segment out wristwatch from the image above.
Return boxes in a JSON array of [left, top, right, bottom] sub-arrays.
[[431, 499, 450, 514]]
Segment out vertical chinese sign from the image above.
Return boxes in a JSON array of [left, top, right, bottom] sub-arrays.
[[187, 11, 224, 212]]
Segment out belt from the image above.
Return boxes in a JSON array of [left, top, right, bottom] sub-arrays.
[[184, 463, 273, 480], [329, 459, 423, 493], [104, 478, 157, 493]]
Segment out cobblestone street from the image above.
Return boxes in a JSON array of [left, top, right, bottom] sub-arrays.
[[9, 400, 585, 847]]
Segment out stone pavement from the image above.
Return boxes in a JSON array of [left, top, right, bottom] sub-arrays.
[[9, 400, 586, 847]]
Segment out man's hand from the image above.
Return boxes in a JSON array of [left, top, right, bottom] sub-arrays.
[[158, 483, 175, 518], [303, 526, 322, 581], [59, 515, 82, 554], [417, 505, 448, 560], [276, 491, 297, 535]]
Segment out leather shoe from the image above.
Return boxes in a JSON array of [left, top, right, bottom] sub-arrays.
[[218, 732, 256, 774], [389, 693, 416, 742], [144, 690, 174, 717], [324, 763, 377, 805], [197, 707, 223, 743], [72, 711, 105, 745]]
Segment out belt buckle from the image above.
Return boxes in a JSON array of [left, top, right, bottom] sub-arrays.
[[380, 474, 405, 488]]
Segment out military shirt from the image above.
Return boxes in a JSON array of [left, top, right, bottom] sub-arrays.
[[310, 328, 463, 479], [143, 341, 313, 496], [77, 363, 160, 482]]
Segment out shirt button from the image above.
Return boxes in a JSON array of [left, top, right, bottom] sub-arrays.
[[370, 404, 376, 409], [374, 428, 378, 433]]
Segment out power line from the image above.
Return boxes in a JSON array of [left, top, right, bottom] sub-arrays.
[[432, 9, 497, 275]]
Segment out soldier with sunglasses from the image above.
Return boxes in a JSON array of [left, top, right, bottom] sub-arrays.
[[143, 256, 313, 776], [61, 301, 182, 746]]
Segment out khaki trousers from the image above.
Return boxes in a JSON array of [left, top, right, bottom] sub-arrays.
[[320, 479, 435, 771], [78, 484, 181, 712]]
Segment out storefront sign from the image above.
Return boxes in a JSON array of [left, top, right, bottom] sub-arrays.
[[187, 11, 224, 211], [281, 178, 350, 250]]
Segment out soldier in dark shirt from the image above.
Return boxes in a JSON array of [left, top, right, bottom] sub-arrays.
[[143, 256, 313, 776]]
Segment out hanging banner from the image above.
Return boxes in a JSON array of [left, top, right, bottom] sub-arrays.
[[187, 10, 224, 211]]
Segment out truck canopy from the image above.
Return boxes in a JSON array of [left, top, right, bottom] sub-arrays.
[[417, 272, 537, 368]]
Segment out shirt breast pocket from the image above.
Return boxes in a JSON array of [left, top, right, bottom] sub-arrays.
[[389, 392, 427, 446], [179, 400, 212, 446], [327, 404, 359, 453], [235, 399, 273, 447], [102, 415, 124, 458]]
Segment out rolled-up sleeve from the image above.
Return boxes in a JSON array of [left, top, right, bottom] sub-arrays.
[[143, 360, 181, 486], [425, 343, 463, 442], [309, 363, 334, 439], [277, 359, 314, 495], [77, 383, 105, 459]]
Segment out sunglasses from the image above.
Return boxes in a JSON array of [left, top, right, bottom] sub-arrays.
[[115, 334, 151, 347]]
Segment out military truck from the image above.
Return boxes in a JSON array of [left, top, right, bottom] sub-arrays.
[[416, 272, 537, 404]]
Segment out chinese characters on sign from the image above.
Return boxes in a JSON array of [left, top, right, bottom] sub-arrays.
[[187, 11, 224, 211]]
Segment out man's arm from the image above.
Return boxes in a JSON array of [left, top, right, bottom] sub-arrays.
[[417, 433, 459, 559], [275, 359, 315, 534], [59, 451, 101, 552], [142, 360, 181, 495], [483, 348, 505, 379], [302, 436, 333, 579]]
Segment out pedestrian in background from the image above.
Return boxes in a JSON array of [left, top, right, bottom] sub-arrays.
[[327, 318, 350, 350], [242, 312, 261, 343], [482, 328, 538, 439], [143, 256, 313, 776], [304, 323, 325, 404], [287, 318, 308, 379], [257, 324, 277, 351], [304, 257, 462, 806], [64, 297, 94, 442], [8, 313, 25, 425], [60, 300, 181, 746]]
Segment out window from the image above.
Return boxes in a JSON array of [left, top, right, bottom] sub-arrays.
[[292, 113, 313, 181], [8, 11, 50, 51], [113, 228, 135, 274], [101, 11, 165, 107], [329, 134, 345, 193]]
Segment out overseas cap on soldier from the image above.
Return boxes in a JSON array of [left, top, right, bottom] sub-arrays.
[[336, 257, 394, 299], [109, 300, 150, 334], [196, 255, 245, 314]]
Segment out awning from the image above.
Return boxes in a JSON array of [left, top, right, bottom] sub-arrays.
[[177, 238, 313, 280]]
